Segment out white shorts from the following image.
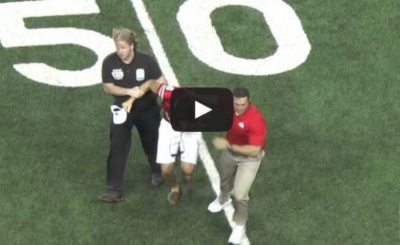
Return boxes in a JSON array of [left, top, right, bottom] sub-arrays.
[[157, 119, 201, 165]]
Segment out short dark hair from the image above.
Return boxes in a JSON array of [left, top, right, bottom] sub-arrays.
[[233, 87, 250, 99]]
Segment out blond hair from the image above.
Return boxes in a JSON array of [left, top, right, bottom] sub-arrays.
[[112, 27, 139, 50]]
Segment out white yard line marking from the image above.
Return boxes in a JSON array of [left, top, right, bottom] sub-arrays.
[[130, 1, 250, 244]]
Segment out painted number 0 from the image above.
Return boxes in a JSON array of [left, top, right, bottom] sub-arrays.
[[177, 0, 311, 76]]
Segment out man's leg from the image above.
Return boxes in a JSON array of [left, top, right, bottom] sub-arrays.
[[134, 105, 162, 184], [231, 155, 263, 225], [161, 163, 180, 206], [227, 153, 263, 244], [100, 119, 133, 202], [180, 162, 196, 193], [208, 150, 237, 212], [156, 119, 180, 205], [218, 150, 238, 203], [180, 132, 199, 193]]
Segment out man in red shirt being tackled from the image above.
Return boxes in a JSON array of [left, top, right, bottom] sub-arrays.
[[122, 79, 200, 206]]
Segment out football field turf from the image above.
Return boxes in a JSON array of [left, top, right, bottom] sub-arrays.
[[0, 0, 399, 244]]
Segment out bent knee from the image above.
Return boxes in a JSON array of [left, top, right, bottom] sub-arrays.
[[181, 162, 196, 174], [161, 164, 175, 174], [232, 192, 249, 202]]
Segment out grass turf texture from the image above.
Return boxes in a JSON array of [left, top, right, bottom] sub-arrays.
[[0, 0, 400, 244]]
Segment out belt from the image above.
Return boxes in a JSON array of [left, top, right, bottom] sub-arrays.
[[228, 147, 265, 159]]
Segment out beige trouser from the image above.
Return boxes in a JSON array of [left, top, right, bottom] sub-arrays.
[[218, 149, 265, 225]]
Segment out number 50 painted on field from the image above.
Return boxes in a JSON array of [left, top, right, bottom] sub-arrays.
[[0, 0, 311, 87]]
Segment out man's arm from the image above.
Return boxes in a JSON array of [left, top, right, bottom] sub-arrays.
[[213, 137, 262, 157], [103, 83, 144, 98], [146, 76, 166, 93], [122, 77, 166, 112]]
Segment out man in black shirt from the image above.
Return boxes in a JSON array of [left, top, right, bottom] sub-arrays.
[[99, 27, 164, 203]]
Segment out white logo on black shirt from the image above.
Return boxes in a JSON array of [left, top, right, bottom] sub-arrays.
[[136, 68, 145, 81], [112, 69, 124, 80]]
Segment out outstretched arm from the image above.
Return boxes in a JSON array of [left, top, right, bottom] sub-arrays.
[[122, 77, 166, 112]]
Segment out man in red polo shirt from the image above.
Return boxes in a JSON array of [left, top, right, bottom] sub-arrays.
[[208, 87, 266, 245]]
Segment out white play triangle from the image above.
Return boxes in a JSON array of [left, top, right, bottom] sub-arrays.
[[195, 101, 212, 119]]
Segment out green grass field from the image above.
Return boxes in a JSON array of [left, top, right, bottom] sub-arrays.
[[0, 0, 400, 244]]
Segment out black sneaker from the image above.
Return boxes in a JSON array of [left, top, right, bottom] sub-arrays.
[[151, 173, 164, 186], [98, 188, 124, 203]]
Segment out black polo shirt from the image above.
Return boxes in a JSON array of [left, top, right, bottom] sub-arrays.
[[102, 51, 162, 110]]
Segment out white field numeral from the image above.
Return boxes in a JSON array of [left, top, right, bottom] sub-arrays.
[[0, 0, 114, 87], [177, 0, 311, 76]]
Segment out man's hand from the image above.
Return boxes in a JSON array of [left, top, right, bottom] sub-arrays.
[[122, 78, 166, 113], [122, 97, 135, 113], [158, 77, 167, 85], [128, 86, 144, 98], [213, 137, 229, 151]]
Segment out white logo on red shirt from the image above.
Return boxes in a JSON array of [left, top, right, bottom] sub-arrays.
[[238, 122, 244, 129], [111, 69, 124, 80]]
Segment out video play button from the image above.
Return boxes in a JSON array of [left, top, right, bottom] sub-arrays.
[[170, 87, 233, 132], [195, 101, 212, 119]]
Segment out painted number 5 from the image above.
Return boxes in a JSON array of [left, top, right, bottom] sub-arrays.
[[0, 0, 114, 87]]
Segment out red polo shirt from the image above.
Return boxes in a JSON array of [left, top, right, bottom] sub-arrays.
[[226, 103, 266, 147]]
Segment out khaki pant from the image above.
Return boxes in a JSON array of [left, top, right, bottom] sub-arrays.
[[218, 149, 265, 225]]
